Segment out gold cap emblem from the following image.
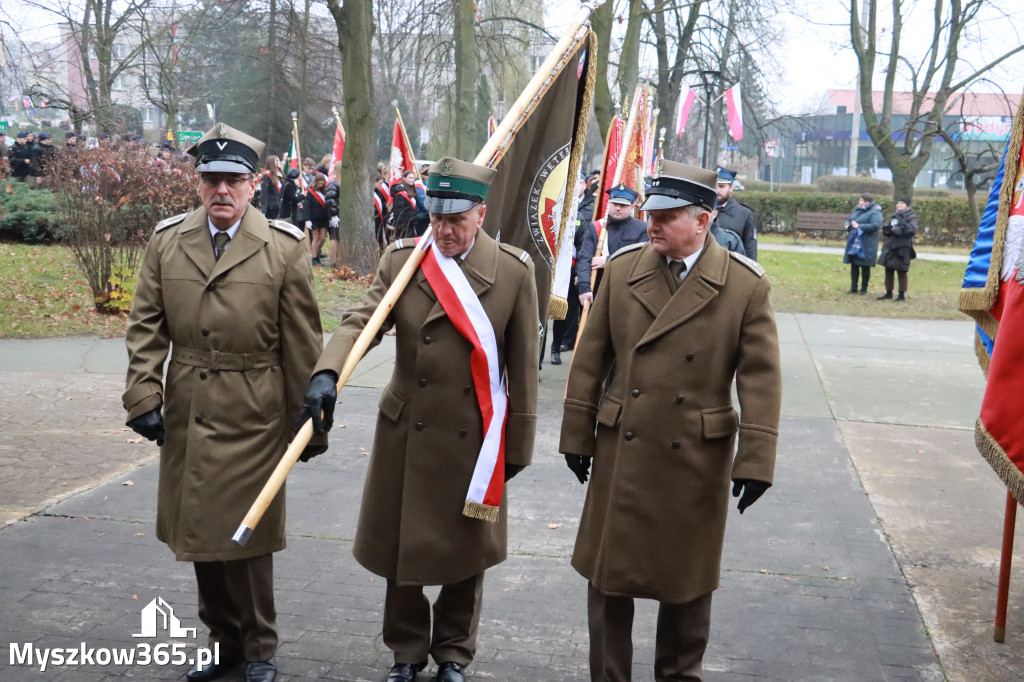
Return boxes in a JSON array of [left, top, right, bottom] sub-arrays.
[[440, 159, 454, 176]]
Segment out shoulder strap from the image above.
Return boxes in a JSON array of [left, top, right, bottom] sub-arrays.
[[269, 219, 304, 240], [729, 251, 765, 277], [155, 213, 187, 233]]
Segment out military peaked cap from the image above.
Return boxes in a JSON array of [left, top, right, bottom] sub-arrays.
[[640, 160, 718, 212], [424, 157, 497, 214], [716, 165, 738, 184], [606, 183, 639, 205], [188, 123, 266, 174]]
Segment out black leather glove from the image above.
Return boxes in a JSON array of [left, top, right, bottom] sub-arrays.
[[732, 479, 770, 514], [299, 443, 328, 463], [565, 454, 592, 484], [505, 463, 525, 481], [127, 408, 164, 446], [299, 371, 338, 434]]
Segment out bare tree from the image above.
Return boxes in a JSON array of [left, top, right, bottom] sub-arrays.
[[850, 0, 1024, 201]]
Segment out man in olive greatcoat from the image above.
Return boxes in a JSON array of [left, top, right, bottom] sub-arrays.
[[560, 160, 782, 682], [714, 166, 758, 260], [124, 123, 325, 682], [301, 157, 539, 682]]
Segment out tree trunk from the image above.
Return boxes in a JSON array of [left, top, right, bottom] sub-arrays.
[[591, 0, 614, 134], [266, 0, 278, 146], [618, 0, 643, 107], [453, 0, 479, 160], [328, 0, 377, 273]]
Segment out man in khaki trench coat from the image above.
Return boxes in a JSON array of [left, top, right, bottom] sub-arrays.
[[124, 124, 325, 682], [560, 160, 782, 682], [301, 157, 538, 682]]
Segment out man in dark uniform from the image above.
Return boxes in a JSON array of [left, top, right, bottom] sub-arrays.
[[714, 166, 758, 260], [710, 208, 746, 256], [561, 159, 781, 682], [10, 131, 33, 182], [300, 157, 539, 682], [124, 123, 325, 682], [31, 132, 57, 186], [576, 184, 648, 308]]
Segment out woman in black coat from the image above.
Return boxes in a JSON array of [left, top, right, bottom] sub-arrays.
[[842, 193, 883, 294], [279, 168, 303, 222], [303, 173, 330, 266], [259, 156, 284, 219], [878, 197, 918, 301]]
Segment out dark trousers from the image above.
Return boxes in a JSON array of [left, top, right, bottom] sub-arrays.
[[883, 267, 908, 293], [849, 264, 871, 292], [587, 583, 712, 682], [194, 554, 278, 662], [383, 573, 485, 667], [551, 277, 582, 351]]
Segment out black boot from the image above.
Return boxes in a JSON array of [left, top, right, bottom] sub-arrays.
[[876, 291, 893, 300], [550, 350, 561, 365], [386, 662, 426, 682], [896, 292, 906, 302]]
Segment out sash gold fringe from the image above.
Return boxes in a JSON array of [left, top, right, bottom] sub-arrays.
[[975, 419, 1024, 507], [462, 500, 500, 523], [549, 295, 569, 321]]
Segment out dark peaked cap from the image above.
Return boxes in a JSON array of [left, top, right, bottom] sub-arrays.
[[640, 160, 718, 212], [187, 123, 266, 174]]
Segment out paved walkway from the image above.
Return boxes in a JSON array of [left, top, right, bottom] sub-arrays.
[[0, 313, 1021, 681], [760, 242, 970, 262]]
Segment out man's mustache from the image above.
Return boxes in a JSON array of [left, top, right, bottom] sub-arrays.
[[210, 198, 235, 207]]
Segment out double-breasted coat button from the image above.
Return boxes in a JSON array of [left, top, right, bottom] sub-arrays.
[[194, 416, 204, 424], [201, 328, 210, 336], [632, 389, 640, 398], [624, 431, 634, 441], [672, 441, 680, 449], [637, 346, 647, 355], [463, 386, 472, 394], [459, 429, 468, 437], [423, 336, 432, 344], [206, 282, 217, 291], [199, 372, 208, 380], [686, 353, 694, 360], [676, 395, 684, 404], [415, 422, 425, 431], [419, 378, 428, 387]]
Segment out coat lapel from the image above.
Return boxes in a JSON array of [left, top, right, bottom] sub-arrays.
[[421, 229, 498, 326], [209, 206, 269, 280], [177, 209, 215, 280], [637, 234, 729, 347]]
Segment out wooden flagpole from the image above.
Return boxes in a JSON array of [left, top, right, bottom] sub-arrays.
[[995, 490, 1017, 642], [330, 106, 346, 141], [232, 0, 607, 546]]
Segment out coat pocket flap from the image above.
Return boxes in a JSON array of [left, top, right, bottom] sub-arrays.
[[596, 396, 623, 428], [378, 387, 407, 423], [701, 406, 739, 439]]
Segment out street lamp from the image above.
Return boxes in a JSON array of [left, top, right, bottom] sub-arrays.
[[699, 70, 721, 168]]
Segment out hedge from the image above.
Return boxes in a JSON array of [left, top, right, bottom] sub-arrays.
[[0, 181, 59, 242], [739, 191, 977, 246]]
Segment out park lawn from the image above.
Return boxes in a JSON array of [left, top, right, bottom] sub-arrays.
[[761, 249, 966, 320], [0, 243, 370, 339], [758, 232, 972, 256]]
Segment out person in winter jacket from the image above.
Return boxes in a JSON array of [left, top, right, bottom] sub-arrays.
[[389, 170, 419, 240], [324, 162, 343, 266], [280, 168, 303, 222], [303, 173, 330, 266], [259, 156, 284, 219], [842, 193, 883, 294], [878, 197, 918, 301]]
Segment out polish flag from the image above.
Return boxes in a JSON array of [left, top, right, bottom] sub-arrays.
[[388, 119, 416, 185], [288, 137, 298, 170], [675, 83, 696, 137], [725, 84, 744, 141], [328, 123, 345, 179]]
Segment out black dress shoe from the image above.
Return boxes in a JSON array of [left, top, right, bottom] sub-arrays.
[[435, 661, 465, 682], [186, 657, 242, 681], [550, 350, 561, 365], [245, 657, 277, 682], [387, 661, 426, 682], [559, 343, 574, 352]]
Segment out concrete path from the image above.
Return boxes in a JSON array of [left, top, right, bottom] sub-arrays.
[[760, 242, 970, 263], [0, 312, 1020, 681]]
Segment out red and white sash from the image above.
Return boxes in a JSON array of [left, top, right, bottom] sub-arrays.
[[419, 240, 508, 523], [307, 189, 326, 209], [373, 192, 384, 220], [262, 170, 281, 192]]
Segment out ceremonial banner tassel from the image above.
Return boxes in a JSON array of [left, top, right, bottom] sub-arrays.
[[233, 0, 606, 545]]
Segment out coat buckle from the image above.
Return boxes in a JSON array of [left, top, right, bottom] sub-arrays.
[[209, 350, 221, 372]]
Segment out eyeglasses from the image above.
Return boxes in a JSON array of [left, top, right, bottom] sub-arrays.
[[200, 174, 252, 188]]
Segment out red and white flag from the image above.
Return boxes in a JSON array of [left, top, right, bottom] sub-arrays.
[[725, 83, 744, 141], [388, 119, 416, 185], [594, 116, 624, 222], [328, 124, 345, 179], [288, 137, 298, 170], [676, 83, 696, 137]]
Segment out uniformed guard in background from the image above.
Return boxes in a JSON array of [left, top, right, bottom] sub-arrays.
[[560, 160, 782, 682], [300, 157, 539, 682], [576, 184, 649, 307], [123, 123, 326, 682], [714, 166, 759, 260]]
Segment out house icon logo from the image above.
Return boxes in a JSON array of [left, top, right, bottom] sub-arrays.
[[132, 597, 197, 638]]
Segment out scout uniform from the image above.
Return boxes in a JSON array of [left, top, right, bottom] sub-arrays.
[[561, 161, 782, 681], [124, 124, 324, 682], [306, 158, 539, 682]]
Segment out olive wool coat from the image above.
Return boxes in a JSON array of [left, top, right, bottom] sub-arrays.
[[124, 205, 324, 562], [314, 230, 539, 586], [560, 235, 782, 603]]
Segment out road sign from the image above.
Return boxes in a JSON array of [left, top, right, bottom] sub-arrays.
[[0, 121, 7, 133], [765, 138, 779, 158], [176, 130, 202, 146]]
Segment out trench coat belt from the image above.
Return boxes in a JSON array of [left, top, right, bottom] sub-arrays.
[[170, 345, 281, 372]]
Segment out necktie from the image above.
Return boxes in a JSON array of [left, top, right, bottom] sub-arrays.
[[213, 231, 231, 260], [669, 259, 687, 290]]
